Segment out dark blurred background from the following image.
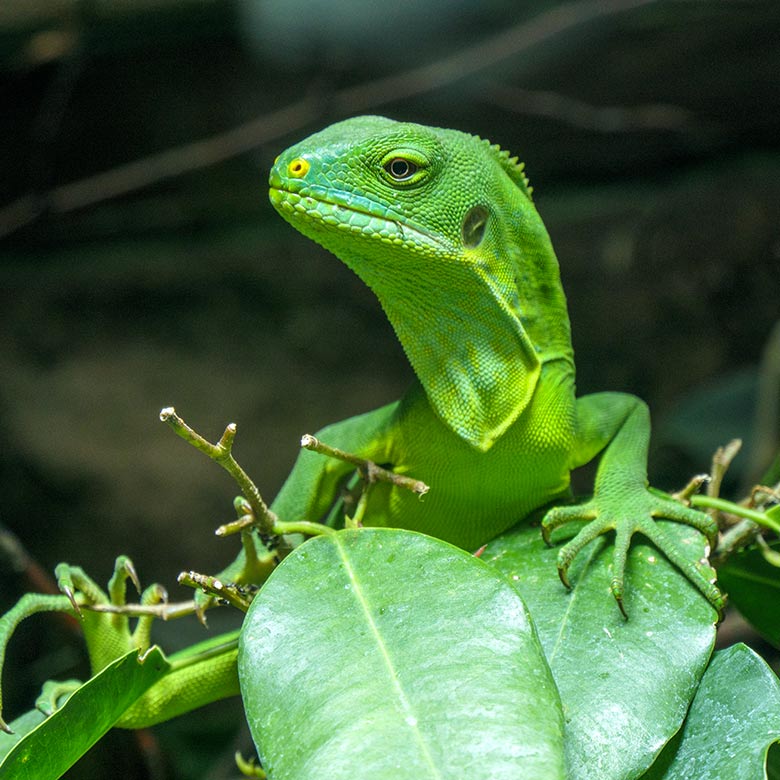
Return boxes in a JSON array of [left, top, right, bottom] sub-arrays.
[[0, 1, 778, 777]]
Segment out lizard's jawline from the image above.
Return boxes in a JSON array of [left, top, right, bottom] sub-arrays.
[[270, 186, 449, 254]]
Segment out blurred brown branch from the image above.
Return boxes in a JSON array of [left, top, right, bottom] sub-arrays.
[[0, 0, 657, 238], [484, 83, 706, 133]]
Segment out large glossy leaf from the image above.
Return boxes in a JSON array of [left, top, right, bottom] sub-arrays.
[[641, 643, 780, 779], [718, 546, 780, 646], [483, 520, 717, 780], [239, 527, 565, 780], [0, 647, 170, 779]]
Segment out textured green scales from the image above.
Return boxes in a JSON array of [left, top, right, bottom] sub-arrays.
[[0, 116, 724, 736], [266, 116, 722, 615]]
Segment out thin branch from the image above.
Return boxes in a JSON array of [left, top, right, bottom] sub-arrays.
[[0, 523, 85, 635], [485, 83, 704, 134], [672, 473, 709, 503], [332, 0, 657, 113], [272, 520, 337, 538], [177, 571, 254, 612], [159, 407, 282, 547], [215, 512, 254, 537], [0, 523, 59, 594], [708, 439, 743, 501], [301, 434, 429, 497], [691, 495, 780, 536], [1, 0, 659, 238], [83, 599, 199, 620]]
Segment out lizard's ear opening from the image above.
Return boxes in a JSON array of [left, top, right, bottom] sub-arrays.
[[462, 205, 489, 248]]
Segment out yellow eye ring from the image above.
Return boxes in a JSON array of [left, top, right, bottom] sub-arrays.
[[287, 158, 310, 178]]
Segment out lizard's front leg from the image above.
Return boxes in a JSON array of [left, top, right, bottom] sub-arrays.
[[541, 392, 724, 617]]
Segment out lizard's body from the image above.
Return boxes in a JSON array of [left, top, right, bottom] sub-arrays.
[[268, 116, 579, 551], [0, 116, 723, 734], [266, 116, 720, 612], [274, 366, 575, 552]]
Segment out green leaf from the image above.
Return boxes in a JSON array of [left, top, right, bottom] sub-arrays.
[[0, 709, 47, 762], [0, 647, 170, 779], [239, 527, 565, 780], [719, 546, 780, 646], [641, 644, 780, 779], [483, 521, 717, 780]]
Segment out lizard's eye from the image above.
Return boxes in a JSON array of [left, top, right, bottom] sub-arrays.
[[379, 150, 428, 186], [384, 158, 417, 181]]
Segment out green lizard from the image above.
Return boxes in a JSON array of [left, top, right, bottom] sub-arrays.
[[261, 115, 723, 613], [0, 116, 723, 734]]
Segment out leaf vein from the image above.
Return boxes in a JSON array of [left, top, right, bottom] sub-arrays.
[[334, 535, 443, 779]]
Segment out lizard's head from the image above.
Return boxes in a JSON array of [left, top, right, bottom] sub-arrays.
[[269, 115, 533, 273], [269, 116, 544, 450]]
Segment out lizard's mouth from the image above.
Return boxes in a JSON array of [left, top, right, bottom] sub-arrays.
[[269, 186, 450, 255]]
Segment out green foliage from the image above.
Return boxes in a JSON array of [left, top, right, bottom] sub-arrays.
[[641, 644, 780, 780], [0, 648, 170, 778], [5, 506, 780, 779], [239, 528, 565, 779], [718, 545, 780, 646], [1, 340, 777, 779], [484, 521, 717, 779]]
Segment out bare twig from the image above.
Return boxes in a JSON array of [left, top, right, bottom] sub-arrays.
[[672, 473, 709, 503], [332, 0, 657, 113], [215, 497, 256, 537], [159, 407, 285, 552], [83, 599, 199, 620], [177, 571, 254, 612], [708, 439, 743, 501], [485, 83, 704, 134], [752, 484, 780, 505], [215, 514, 254, 537], [301, 434, 429, 497]]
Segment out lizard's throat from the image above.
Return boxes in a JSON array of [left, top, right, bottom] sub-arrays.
[[356, 262, 541, 451]]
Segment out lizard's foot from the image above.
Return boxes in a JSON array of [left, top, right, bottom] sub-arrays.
[[1, 556, 170, 732], [55, 555, 141, 615], [541, 490, 723, 618], [54, 556, 171, 664], [35, 679, 82, 717]]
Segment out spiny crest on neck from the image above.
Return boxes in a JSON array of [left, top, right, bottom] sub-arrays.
[[477, 136, 534, 199]]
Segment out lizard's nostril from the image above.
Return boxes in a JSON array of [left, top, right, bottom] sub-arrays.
[[288, 158, 310, 178]]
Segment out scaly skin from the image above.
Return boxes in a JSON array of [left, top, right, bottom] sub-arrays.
[[265, 116, 723, 616], [0, 117, 724, 734], [0, 558, 238, 733]]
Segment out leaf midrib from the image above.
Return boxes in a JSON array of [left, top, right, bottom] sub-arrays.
[[334, 535, 443, 779]]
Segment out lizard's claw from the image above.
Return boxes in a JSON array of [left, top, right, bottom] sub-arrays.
[[54, 555, 143, 616], [542, 490, 724, 618], [111, 555, 141, 600], [141, 583, 168, 606], [54, 564, 90, 616]]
